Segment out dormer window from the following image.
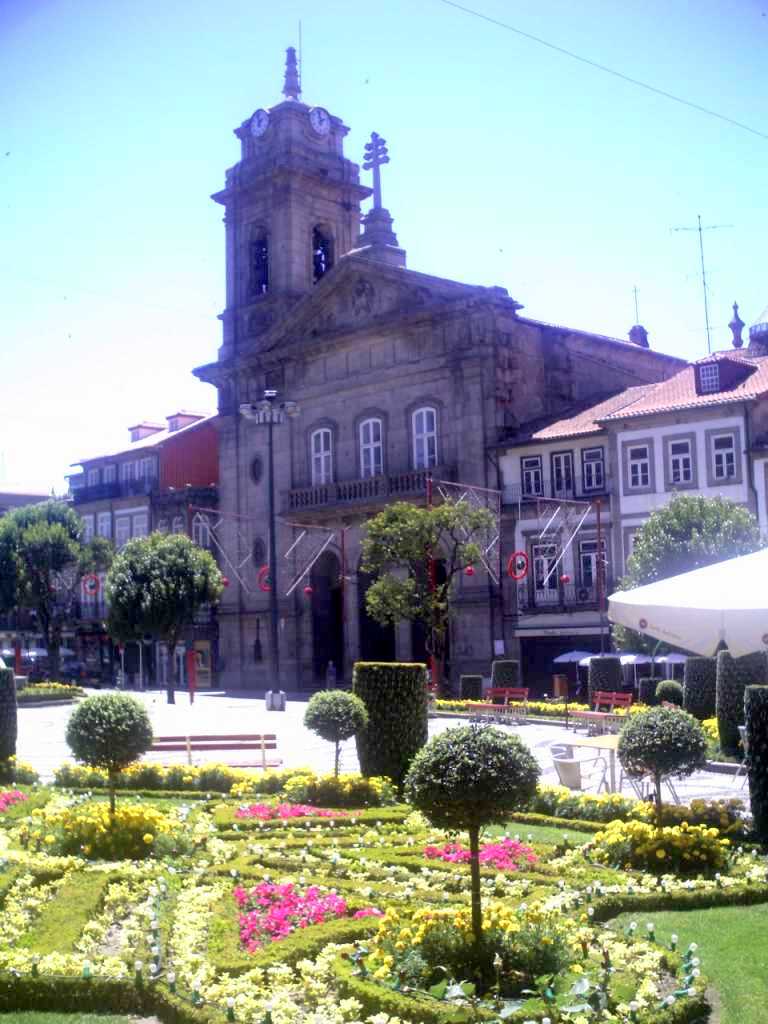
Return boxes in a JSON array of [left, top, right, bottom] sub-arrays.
[[699, 364, 720, 394]]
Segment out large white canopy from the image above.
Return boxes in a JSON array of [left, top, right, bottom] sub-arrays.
[[553, 650, 595, 664], [608, 548, 768, 657]]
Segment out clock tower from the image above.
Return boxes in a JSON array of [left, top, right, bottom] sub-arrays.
[[213, 48, 372, 358]]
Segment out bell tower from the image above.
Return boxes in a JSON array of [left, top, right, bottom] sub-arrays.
[[213, 48, 372, 357]]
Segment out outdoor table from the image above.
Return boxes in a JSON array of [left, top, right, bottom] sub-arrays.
[[568, 733, 620, 793]]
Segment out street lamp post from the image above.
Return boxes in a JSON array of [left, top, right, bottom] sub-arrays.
[[240, 390, 300, 689]]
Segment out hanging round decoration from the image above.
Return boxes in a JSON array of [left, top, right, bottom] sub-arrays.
[[83, 573, 100, 596], [507, 551, 529, 580], [258, 565, 272, 593]]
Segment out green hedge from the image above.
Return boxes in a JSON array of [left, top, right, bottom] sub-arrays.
[[683, 656, 717, 720], [745, 684, 768, 843], [637, 676, 657, 705], [587, 656, 622, 705], [490, 660, 519, 687], [459, 674, 483, 700], [655, 679, 683, 706], [353, 662, 428, 789], [0, 667, 17, 761], [716, 651, 767, 756]]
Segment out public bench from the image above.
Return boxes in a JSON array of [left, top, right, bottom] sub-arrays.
[[148, 733, 281, 768], [465, 686, 529, 723], [571, 690, 632, 733]]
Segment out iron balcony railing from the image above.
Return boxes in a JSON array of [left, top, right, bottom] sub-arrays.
[[284, 465, 455, 514], [515, 580, 613, 611], [71, 477, 159, 504], [504, 474, 612, 505]]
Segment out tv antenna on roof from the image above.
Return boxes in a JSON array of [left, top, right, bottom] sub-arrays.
[[671, 215, 732, 355]]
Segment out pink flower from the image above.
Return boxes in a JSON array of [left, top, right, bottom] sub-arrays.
[[0, 790, 27, 814], [353, 907, 384, 918], [235, 881, 349, 950], [234, 802, 349, 821], [423, 837, 537, 872]]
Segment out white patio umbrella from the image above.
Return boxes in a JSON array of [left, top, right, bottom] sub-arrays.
[[608, 548, 768, 657], [657, 653, 688, 664], [553, 650, 595, 664], [618, 653, 653, 667]]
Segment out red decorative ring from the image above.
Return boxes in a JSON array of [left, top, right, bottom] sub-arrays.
[[258, 565, 272, 593], [83, 573, 100, 596], [507, 551, 529, 581]]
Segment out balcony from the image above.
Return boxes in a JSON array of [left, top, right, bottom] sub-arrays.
[[516, 580, 613, 613], [71, 477, 158, 505], [504, 474, 612, 506], [284, 465, 454, 515]]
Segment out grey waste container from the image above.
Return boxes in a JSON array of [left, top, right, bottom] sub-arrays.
[[265, 689, 286, 711]]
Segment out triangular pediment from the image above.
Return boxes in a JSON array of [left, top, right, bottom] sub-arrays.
[[259, 255, 519, 351]]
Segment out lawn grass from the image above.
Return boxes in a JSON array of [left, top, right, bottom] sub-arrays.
[[611, 902, 768, 1024], [487, 820, 595, 846]]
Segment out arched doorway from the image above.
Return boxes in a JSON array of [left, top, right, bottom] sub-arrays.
[[358, 570, 396, 662], [310, 551, 345, 685]]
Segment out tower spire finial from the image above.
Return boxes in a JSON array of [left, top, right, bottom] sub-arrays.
[[729, 301, 745, 348], [282, 46, 301, 101]]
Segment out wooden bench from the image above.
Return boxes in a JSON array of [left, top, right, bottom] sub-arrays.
[[466, 687, 529, 723], [148, 734, 281, 769], [571, 691, 632, 734]]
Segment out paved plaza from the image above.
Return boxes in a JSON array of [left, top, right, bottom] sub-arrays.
[[15, 688, 749, 810]]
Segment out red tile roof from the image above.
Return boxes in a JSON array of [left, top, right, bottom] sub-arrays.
[[599, 351, 768, 422], [519, 386, 657, 442]]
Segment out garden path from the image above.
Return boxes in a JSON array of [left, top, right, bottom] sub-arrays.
[[15, 689, 749, 810]]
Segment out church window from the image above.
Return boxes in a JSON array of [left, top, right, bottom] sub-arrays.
[[192, 512, 211, 548], [360, 418, 383, 478], [312, 226, 334, 283], [248, 231, 269, 297], [172, 515, 186, 534], [412, 407, 438, 469], [311, 428, 333, 485]]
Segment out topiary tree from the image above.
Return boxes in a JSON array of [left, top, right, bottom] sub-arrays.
[[405, 725, 540, 946], [65, 693, 153, 814], [491, 660, 520, 688], [618, 708, 707, 828], [683, 656, 717, 720], [655, 679, 683, 706], [353, 662, 428, 789], [587, 655, 622, 705], [716, 651, 767, 756], [745, 685, 768, 843], [304, 690, 369, 777], [106, 532, 223, 704], [460, 674, 483, 700], [0, 667, 17, 764], [637, 677, 657, 706]]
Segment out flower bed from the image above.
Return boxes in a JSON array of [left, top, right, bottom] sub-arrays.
[[0, 789, 27, 814], [17, 682, 85, 704], [424, 837, 537, 871], [0, 776, 766, 1023]]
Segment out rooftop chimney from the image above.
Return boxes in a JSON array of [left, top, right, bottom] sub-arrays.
[[628, 324, 649, 348]]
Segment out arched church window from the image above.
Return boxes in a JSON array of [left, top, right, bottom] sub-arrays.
[[248, 229, 269, 297], [192, 512, 211, 549], [312, 226, 334, 283], [360, 418, 383, 478], [412, 406, 438, 469], [311, 428, 333, 485], [172, 515, 185, 535]]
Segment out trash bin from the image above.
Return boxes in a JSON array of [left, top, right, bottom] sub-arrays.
[[265, 689, 286, 711], [553, 674, 569, 699]]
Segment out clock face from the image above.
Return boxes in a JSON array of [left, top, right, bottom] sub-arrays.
[[309, 107, 331, 136], [250, 109, 270, 138]]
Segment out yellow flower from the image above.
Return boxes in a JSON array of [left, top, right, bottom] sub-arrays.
[[44, 834, 56, 845], [142, 833, 154, 844], [656, 849, 666, 859]]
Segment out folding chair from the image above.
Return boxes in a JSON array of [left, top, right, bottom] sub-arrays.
[[552, 753, 608, 793]]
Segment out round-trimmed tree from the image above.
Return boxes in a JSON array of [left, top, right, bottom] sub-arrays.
[[65, 693, 153, 814], [655, 680, 683, 707], [404, 725, 540, 946], [618, 708, 707, 828], [304, 690, 369, 777]]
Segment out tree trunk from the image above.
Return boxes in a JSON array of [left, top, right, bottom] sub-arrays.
[[334, 740, 341, 778], [654, 773, 663, 829], [166, 635, 177, 705], [49, 623, 62, 680], [108, 768, 117, 818], [468, 825, 483, 949]]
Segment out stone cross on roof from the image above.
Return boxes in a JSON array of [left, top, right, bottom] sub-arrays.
[[363, 132, 389, 210]]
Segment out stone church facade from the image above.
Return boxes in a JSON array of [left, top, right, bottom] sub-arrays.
[[194, 50, 683, 692]]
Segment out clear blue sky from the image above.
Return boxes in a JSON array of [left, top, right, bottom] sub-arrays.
[[1, 0, 766, 492]]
